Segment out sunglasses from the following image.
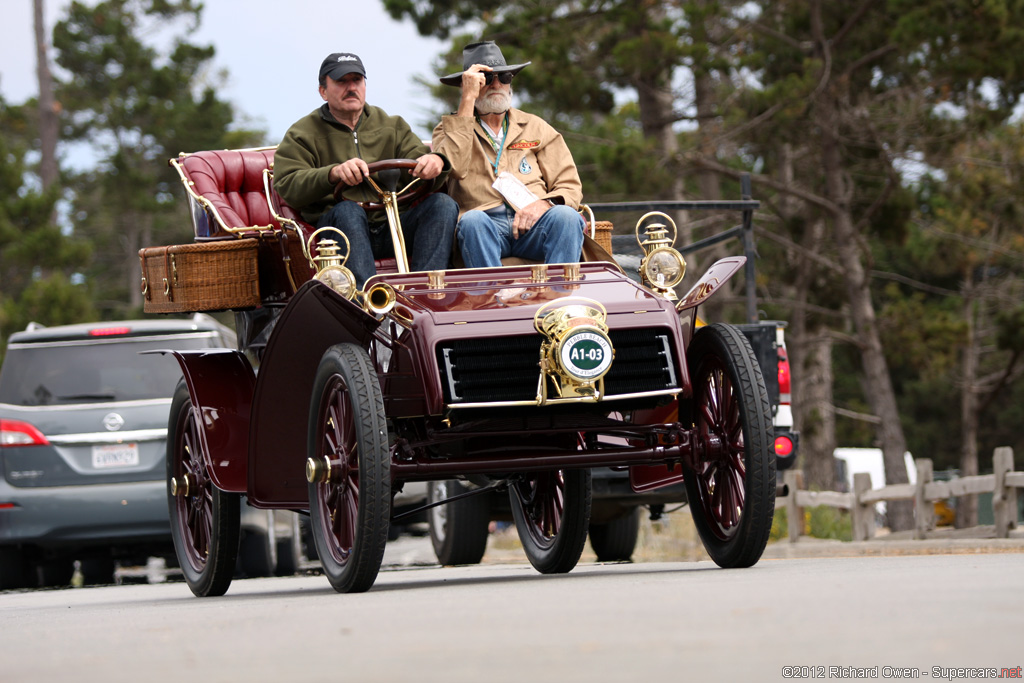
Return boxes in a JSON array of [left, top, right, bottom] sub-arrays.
[[483, 71, 514, 85]]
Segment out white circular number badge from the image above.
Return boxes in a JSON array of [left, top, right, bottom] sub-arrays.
[[559, 330, 613, 380]]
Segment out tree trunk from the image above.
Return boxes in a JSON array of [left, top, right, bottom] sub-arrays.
[[34, 0, 59, 191], [957, 291, 980, 527], [800, 331, 837, 490], [818, 107, 914, 531]]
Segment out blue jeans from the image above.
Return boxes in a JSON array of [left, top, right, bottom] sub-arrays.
[[316, 193, 458, 288], [457, 204, 585, 268]]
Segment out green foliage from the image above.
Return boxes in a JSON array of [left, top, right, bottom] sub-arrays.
[[0, 96, 94, 361], [1, 275, 96, 333], [52, 0, 263, 318], [769, 506, 788, 542]]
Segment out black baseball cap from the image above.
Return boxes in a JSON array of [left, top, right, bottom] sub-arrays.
[[319, 53, 366, 86]]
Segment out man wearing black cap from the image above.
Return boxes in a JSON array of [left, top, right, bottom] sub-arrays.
[[432, 41, 585, 268], [275, 52, 458, 288]]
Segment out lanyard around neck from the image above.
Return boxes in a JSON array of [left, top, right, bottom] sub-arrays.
[[478, 114, 509, 175]]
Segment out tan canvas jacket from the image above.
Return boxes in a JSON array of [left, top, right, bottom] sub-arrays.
[[432, 108, 583, 218]]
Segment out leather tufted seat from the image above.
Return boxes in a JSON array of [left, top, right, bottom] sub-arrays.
[[176, 148, 279, 237], [174, 147, 398, 274]]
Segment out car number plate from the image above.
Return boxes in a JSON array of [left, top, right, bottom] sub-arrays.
[[91, 443, 140, 469]]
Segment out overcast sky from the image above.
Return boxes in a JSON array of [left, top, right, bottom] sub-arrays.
[[0, 0, 453, 145]]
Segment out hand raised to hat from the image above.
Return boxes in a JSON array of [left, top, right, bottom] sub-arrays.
[[457, 64, 492, 117]]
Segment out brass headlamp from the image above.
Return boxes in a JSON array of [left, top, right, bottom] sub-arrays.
[[306, 227, 358, 300], [634, 211, 686, 299], [533, 297, 614, 403]]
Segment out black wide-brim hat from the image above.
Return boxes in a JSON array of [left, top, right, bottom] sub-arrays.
[[440, 41, 531, 86]]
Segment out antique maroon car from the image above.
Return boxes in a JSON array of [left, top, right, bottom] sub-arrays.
[[141, 148, 775, 596]]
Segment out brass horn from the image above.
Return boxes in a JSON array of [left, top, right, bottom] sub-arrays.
[[363, 282, 397, 316]]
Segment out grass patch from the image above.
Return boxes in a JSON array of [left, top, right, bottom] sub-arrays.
[[770, 505, 853, 542]]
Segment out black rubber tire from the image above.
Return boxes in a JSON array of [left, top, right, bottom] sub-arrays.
[[0, 546, 29, 590], [307, 343, 390, 593], [274, 535, 299, 577], [427, 480, 491, 566], [79, 557, 116, 585], [237, 530, 274, 578], [168, 378, 241, 597], [684, 323, 775, 568], [35, 558, 74, 588], [589, 507, 641, 562], [510, 469, 592, 574]]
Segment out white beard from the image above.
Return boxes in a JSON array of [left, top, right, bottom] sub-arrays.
[[475, 88, 512, 115]]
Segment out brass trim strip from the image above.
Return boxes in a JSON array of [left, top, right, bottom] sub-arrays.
[[446, 387, 679, 410]]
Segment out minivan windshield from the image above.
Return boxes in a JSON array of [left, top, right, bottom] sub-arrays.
[[0, 333, 219, 406]]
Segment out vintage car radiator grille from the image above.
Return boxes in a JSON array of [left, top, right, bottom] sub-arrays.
[[437, 328, 678, 404]]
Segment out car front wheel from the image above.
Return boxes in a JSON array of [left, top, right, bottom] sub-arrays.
[[306, 343, 390, 593], [684, 323, 775, 568]]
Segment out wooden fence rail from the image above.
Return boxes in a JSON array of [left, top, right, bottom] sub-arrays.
[[780, 446, 1021, 542]]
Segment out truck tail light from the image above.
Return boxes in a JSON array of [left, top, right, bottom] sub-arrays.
[[0, 418, 50, 447], [775, 434, 795, 457], [777, 348, 791, 403]]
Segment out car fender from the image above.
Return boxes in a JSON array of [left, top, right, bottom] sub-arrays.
[[158, 348, 255, 493], [676, 256, 746, 313], [248, 280, 382, 508]]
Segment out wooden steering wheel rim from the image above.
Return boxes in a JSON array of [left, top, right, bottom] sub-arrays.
[[331, 158, 432, 211]]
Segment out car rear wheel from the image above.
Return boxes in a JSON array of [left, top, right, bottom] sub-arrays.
[[510, 469, 591, 574], [35, 558, 74, 588], [237, 530, 274, 578], [0, 547, 29, 590], [79, 557, 116, 585], [168, 378, 241, 597], [684, 323, 775, 568], [307, 343, 390, 594], [589, 507, 641, 562], [427, 480, 491, 566]]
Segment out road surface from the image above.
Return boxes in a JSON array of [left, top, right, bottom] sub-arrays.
[[2, 552, 1021, 682]]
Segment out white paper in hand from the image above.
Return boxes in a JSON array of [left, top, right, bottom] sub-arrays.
[[492, 172, 540, 211]]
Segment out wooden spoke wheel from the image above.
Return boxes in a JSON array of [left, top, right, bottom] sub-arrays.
[[167, 378, 240, 597], [510, 469, 591, 574]]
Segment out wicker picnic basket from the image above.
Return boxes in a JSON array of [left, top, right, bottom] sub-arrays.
[[139, 239, 260, 313], [592, 221, 613, 254]]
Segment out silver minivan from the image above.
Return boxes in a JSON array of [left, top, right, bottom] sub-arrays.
[[0, 315, 236, 588]]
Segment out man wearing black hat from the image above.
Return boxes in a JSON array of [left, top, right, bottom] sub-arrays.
[[275, 52, 458, 288], [432, 41, 585, 268]]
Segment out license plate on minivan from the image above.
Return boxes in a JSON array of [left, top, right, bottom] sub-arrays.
[[92, 443, 140, 469]]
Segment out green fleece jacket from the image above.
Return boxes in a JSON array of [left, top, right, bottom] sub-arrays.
[[274, 103, 450, 223]]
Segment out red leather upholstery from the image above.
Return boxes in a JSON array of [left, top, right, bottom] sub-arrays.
[[180, 148, 278, 233], [180, 147, 399, 274]]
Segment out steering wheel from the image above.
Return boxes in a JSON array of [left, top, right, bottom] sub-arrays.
[[332, 159, 433, 211]]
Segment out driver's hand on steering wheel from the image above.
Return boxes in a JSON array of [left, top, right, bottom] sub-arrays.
[[412, 153, 444, 180], [329, 158, 370, 186]]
